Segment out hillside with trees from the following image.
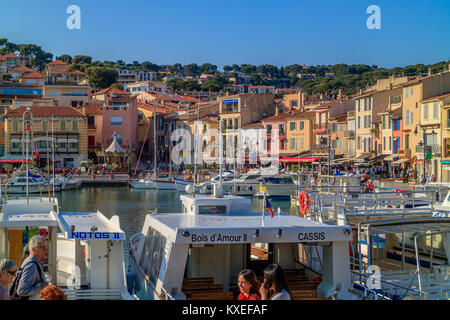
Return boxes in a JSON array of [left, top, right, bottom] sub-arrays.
[[1, 38, 448, 94]]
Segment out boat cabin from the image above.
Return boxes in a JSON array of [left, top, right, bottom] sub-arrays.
[[129, 194, 356, 300], [0, 197, 131, 300]]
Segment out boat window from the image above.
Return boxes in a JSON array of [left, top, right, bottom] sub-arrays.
[[245, 175, 261, 180], [17, 178, 27, 183], [198, 205, 226, 215], [140, 227, 167, 285]]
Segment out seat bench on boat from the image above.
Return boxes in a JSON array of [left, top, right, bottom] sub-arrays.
[[182, 277, 226, 299], [63, 288, 122, 300], [190, 291, 234, 300]]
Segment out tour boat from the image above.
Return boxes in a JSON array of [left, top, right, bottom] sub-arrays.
[[126, 185, 356, 300], [0, 196, 132, 300], [254, 176, 298, 199]]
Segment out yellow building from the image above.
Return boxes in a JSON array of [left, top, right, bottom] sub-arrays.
[[3, 106, 87, 167], [402, 71, 450, 181], [285, 112, 314, 155]]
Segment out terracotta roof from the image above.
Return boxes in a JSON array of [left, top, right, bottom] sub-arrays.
[[21, 72, 45, 79], [421, 92, 450, 102], [249, 85, 275, 89], [5, 106, 85, 118], [92, 87, 130, 96], [241, 121, 262, 129], [0, 53, 20, 60], [69, 70, 86, 75], [285, 111, 315, 120], [8, 66, 35, 73], [148, 92, 200, 103], [263, 112, 300, 122], [48, 60, 68, 65], [84, 103, 103, 115]]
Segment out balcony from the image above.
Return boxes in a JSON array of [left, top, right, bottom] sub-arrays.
[[344, 149, 355, 157], [344, 130, 355, 138], [416, 145, 441, 155], [314, 124, 327, 130], [313, 144, 328, 154], [88, 124, 97, 129]]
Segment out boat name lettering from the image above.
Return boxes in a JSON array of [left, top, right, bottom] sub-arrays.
[[71, 232, 121, 239], [191, 233, 247, 243], [297, 232, 325, 241]]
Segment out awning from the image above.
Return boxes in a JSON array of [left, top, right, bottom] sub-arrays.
[[369, 154, 388, 163], [392, 158, 409, 166], [279, 157, 319, 163], [384, 154, 399, 161], [0, 154, 32, 163], [354, 154, 369, 163]]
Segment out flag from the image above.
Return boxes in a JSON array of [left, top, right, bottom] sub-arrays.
[[33, 142, 39, 160], [265, 196, 274, 218]]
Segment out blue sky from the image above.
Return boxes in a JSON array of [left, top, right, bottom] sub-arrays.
[[1, 0, 449, 69]]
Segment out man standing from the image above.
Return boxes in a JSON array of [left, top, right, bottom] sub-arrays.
[[16, 235, 48, 299]]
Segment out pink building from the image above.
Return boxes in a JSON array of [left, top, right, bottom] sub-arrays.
[[91, 87, 139, 156]]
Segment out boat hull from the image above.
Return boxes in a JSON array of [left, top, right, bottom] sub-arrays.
[[129, 181, 157, 189]]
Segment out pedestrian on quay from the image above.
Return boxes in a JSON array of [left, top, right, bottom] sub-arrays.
[[12, 235, 48, 300], [237, 269, 261, 300], [0, 259, 17, 300], [259, 264, 291, 300]]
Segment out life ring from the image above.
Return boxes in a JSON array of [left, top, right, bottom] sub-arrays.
[[299, 191, 310, 215]]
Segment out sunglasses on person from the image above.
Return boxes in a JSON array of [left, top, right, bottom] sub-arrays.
[[7, 270, 17, 276]]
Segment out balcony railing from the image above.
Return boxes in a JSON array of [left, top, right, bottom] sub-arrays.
[[314, 124, 327, 130], [344, 130, 355, 138], [416, 145, 441, 154], [313, 144, 328, 154]]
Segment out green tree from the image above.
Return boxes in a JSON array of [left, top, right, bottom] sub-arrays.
[[56, 54, 73, 64], [199, 63, 218, 74], [184, 63, 200, 77], [73, 55, 92, 65], [86, 67, 118, 89]]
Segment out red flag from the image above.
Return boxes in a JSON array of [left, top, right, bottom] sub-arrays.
[[265, 196, 274, 218]]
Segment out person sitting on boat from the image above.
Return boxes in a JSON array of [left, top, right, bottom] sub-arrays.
[[0, 259, 17, 300], [237, 269, 261, 300], [259, 264, 291, 300], [15, 235, 48, 300]]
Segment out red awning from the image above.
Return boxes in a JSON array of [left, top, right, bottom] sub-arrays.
[[314, 130, 326, 134], [279, 157, 319, 163], [0, 159, 31, 163]]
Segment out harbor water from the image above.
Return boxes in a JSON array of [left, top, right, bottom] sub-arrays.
[[45, 186, 296, 263]]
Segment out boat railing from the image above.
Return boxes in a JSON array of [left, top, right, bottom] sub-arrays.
[[414, 230, 450, 298], [129, 232, 142, 256], [160, 286, 175, 300], [351, 270, 427, 299]]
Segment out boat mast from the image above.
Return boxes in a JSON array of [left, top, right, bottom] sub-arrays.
[[52, 115, 55, 199], [153, 104, 157, 179], [218, 116, 223, 187], [193, 106, 200, 194], [23, 107, 32, 204]]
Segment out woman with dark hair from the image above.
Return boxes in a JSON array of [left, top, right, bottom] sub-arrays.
[[237, 269, 261, 300], [259, 264, 291, 300]]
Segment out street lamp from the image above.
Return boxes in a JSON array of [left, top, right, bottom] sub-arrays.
[[414, 125, 426, 184]]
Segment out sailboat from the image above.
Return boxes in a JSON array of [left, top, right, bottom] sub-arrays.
[[129, 104, 176, 190]]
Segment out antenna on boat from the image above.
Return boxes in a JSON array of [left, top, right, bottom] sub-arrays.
[[52, 115, 55, 200], [192, 106, 200, 197], [218, 116, 223, 188], [153, 104, 157, 181], [23, 107, 33, 205]]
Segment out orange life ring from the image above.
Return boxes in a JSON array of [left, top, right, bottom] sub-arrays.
[[299, 191, 310, 215]]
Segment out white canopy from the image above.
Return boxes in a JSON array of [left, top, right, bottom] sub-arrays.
[[105, 133, 126, 153]]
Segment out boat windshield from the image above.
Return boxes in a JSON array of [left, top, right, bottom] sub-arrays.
[[198, 205, 227, 215]]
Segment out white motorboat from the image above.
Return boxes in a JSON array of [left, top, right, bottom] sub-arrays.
[[130, 174, 176, 190], [0, 196, 132, 300], [126, 185, 356, 300], [255, 176, 297, 199]]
